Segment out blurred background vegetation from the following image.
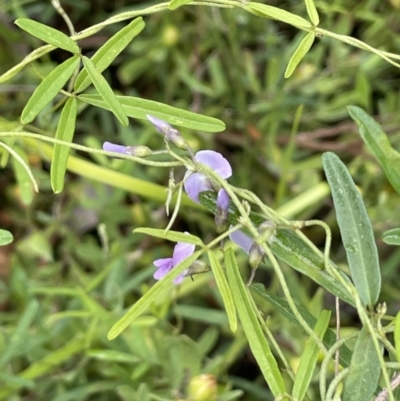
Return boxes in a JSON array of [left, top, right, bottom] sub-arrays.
[[1, 0, 400, 400]]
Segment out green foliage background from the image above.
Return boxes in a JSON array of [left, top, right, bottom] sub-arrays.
[[1, 0, 400, 400]]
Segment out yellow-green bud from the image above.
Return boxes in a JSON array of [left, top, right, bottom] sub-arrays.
[[188, 374, 217, 401], [126, 145, 152, 157]]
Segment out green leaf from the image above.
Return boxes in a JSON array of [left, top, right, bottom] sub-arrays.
[[133, 228, 203, 246], [74, 18, 145, 92], [81, 56, 128, 126], [304, 0, 319, 25], [322, 152, 381, 306], [8, 145, 37, 205], [0, 299, 39, 368], [15, 18, 79, 53], [395, 311, 400, 362], [343, 327, 381, 401], [348, 106, 400, 195], [250, 284, 352, 367], [21, 56, 80, 124], [292, 310, 331, 401], [199, 191, 355, 306], [285, 31, 315, 78], [50, 97, 77, 193], [245, 2, 312, 29], [108, 250, 202, 339], [0, 229, 13, 246], [168, 0, 191, 9], [78, 94, 225, 132], [208, 251, 237, 333], [382, 228, 400, 245], [225, 248, 286, 397]]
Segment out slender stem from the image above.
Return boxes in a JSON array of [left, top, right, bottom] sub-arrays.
[[0, 132, 182, 168], [325, 368, 349, 401], [51, 0, 76, 36]]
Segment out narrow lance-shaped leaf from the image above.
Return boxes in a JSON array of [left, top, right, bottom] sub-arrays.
[[168, 0, 191, 10], [225, 248, 286, 397], [78, 94, 225, 132], [15, 18, 79, 53], [382, 228, 400, 246], [245, 2, 312, 29], [21, 56, 80, 124], [133, 228, 203, 246], [50, 97, 77, 193], [343, 327, 381, 401], [322, 152, 381, 306], [292, 310, 331, 401], [285, 31, 315, 78], [74, 17, 145, 92], [348, 106, 400, 196], [81, 56, 128, 127], [304, 0, 319, 25], [0, 229, 13, 246], [208, 251, 237, 333]]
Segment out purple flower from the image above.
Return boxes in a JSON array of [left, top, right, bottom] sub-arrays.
[[184, 150, 232, 203], [215, 188, 230, 232], [103, 141, 129, 154], [103, 141, 152, 157], [153, 239, 195, 284], [147, 114, 188, 150], [229, 229, 253, 254]]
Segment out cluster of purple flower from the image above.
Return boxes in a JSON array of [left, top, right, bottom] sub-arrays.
[[103, 115, 256, 283]]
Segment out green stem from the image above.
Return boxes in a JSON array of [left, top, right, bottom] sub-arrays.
[[0, 132, 181, 168]]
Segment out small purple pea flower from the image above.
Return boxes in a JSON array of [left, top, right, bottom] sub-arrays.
[[153, 238, 195, 284], [103, 142, 152, 157], [146, 114, 189, 151], [184, 150, 232, 203], [215, 188, 230, 233]]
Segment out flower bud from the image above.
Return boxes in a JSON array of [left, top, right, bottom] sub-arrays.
[[248, 243, 265, 270], [215, 189, 229, 233], [147, 114, 190, 151], [255, 221, 276, 245], [188, 374, 217, 401], [126, 145, 152, 157], [186, 260, 210, 277]]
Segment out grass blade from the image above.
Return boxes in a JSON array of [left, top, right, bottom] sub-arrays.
[[15, 18, 79, 53], [225, 248, 286, 398], [81, 56, 128, 126], [21, 56, 80, 124], [74, 18, 145, 92], [322, 152, 381, 306], [50, 97, 77, 193]]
